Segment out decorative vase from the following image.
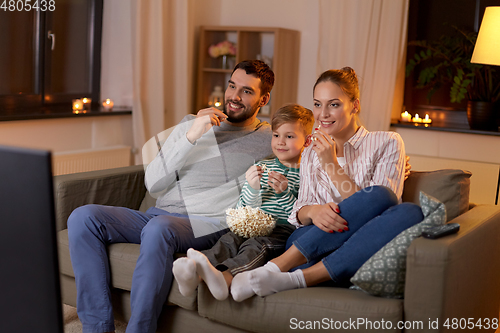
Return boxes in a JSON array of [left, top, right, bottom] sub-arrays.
[[466, 100, 498, 131], [220, 55, 235, 70]]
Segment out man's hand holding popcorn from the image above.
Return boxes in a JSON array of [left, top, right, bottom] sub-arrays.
[[186, 108, 228, 144]]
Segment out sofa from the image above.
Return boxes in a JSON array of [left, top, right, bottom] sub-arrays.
[[55, 165, 500, 332]]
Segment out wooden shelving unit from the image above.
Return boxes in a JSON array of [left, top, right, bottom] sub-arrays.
[[195, 26, 300, 118]]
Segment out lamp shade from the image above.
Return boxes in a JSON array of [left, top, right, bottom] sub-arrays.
[[471, 6, 500, 66]]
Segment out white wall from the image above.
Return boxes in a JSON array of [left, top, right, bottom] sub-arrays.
[[218, 0, 319, 109], [0, 115, 133, 153], [99, 0, 320, 117], [393, 126, 500, 205], [100, 0, 133, 108]]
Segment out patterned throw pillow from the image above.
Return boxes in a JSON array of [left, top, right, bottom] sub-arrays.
[[349, 191, 447, 298]]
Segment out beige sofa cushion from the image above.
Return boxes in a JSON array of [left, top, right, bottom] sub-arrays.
[[402, 169, 471, 221], [57, 229, 197, 311], [54, 165, 147, 232], [198, 284, 403, 333]]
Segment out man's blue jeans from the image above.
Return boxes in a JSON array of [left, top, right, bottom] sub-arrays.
[[286, 186, 424, 283], [67, 205, 228, 333]]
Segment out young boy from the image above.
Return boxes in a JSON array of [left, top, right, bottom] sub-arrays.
[[173, 104, 315, 301]]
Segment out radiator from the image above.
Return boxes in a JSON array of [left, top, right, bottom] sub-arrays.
[[52, 145, 131, 176]]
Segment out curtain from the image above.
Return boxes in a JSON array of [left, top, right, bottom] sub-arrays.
[[317, 0, 409, 131], [130, 0, 194, 164]]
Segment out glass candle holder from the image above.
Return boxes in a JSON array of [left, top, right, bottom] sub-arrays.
[[72, 99, 83, 113], [102, 99, 114, 111], [82, 97, 92, 110]]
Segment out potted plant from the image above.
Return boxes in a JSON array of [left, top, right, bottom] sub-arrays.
[[406, 26, 500, 130]]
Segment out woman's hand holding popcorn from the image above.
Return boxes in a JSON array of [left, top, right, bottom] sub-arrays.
[[312, 128, 338, 169]]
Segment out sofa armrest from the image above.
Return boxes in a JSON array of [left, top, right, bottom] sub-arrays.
[[404, 204, 500, 332], [53, 165, 147, 232]]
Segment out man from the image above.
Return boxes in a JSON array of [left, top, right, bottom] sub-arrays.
[[67, 60, 275, 333]]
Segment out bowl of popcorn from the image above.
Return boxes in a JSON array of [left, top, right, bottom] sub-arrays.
[[226, 206, 276, 238]]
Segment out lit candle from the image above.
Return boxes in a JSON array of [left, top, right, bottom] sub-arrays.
[[422, 114, 432, 124], [82, 97, 92, 110], [72, 99, 83, 113], [412, 113, 423, 123], [102, 99, 114, 111], [400, 111, 411, 122]]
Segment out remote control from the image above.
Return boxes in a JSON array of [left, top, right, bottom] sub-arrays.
[[422, 223, 460, 239]]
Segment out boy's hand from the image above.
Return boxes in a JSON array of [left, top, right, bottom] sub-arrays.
[[245, 165, 263, 190], [268, 171, 288, 194], [186, 108, 228, 144]]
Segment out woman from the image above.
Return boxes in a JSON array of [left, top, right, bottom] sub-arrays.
[[230, 67, 424, 301]]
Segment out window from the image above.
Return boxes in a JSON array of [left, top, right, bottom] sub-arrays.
[[404, 0, 498, 114], [0, 0, 103, 118]]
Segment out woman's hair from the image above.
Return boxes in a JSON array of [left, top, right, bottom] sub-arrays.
[[232, 60, 275, 97], [271, 103, 315, 136], [313, 67, 360, 112]]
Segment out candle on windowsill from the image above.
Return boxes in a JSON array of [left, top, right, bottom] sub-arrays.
[[412, 113, 423, 123], [72, 99, 84, 114], [422, 114, 432, 124], [82, 97, 92, 110], [400, 111, 411, 122], [102, 99, 114, 111]]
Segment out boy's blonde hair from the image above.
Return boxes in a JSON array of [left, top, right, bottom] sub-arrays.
[[271, 103, 315, 136]]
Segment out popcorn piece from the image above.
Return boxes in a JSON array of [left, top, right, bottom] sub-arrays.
[[226, 206, 276, 238], [261, 164, 268, 173]]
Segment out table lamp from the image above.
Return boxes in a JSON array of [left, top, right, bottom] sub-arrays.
[[471, 6, 500, 66]]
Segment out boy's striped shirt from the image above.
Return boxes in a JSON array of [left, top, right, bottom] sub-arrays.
[[237, 157, 300, 225]]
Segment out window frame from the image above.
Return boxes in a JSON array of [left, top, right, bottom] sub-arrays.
[[0, 0, 103, 118]]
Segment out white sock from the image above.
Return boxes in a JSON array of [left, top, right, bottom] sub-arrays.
[[172, 257, 200, 297], [187, 248, 228, 301], [249, 269, 307, 297], [230, 261, 281, 302], [261, 261, 281, 273]]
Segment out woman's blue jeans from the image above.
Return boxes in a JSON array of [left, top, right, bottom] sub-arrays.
[[286, 186, 423, 283], [67, 205, 228, 333]]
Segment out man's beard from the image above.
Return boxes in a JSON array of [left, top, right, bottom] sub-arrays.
[[223, 99, 260, 123]]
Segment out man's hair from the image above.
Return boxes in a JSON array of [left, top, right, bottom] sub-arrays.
[[271, 103, 315, 136], [232, 60, 275, 97]]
